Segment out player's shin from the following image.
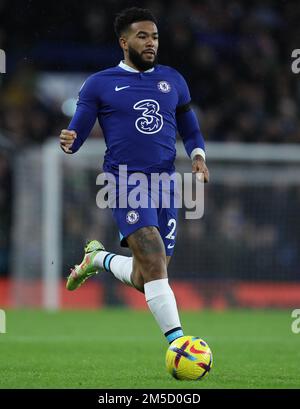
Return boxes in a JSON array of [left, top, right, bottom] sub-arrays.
[[93, 252, 133, 286], [144, 278, 184, 343]]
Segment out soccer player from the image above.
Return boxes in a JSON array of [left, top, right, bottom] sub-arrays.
[[60, 7, 209, 344]]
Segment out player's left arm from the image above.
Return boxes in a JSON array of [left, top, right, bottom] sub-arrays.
[[175, 72, 209, 183], [176, 104, 209, 183]]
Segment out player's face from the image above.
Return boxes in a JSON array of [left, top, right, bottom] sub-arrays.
[[122, 21, 159, 71]]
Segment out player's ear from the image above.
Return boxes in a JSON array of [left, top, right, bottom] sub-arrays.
[[119, 36, 128, 52]]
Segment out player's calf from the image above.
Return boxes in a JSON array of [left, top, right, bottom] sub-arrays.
[[128, 226, 183, 343]]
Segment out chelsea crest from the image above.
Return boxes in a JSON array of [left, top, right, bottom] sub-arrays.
[[157, 81, 171, 93]]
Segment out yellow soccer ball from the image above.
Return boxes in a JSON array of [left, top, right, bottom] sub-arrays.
[[166, 336, 213, 380]]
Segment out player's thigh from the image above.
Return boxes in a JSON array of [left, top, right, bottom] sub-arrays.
[[127, 225, 166, 262], [111, 203, 158, 248], [127, 226, 168, 283]]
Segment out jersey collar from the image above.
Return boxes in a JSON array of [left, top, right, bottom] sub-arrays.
[[118, 60, 155, 73]]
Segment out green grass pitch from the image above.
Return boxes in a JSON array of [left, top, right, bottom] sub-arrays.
[[0, 309, 299, 389]]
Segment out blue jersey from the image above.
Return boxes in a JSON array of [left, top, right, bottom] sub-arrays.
[[69, 61, 205, 174]]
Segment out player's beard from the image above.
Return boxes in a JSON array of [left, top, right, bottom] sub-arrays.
[[128, 46, 158, 71]]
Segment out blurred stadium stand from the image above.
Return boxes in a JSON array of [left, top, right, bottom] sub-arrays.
[[1, 0, 300, 309]]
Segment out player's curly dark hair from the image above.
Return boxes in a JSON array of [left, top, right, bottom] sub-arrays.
[[114, 7, 157, 38]]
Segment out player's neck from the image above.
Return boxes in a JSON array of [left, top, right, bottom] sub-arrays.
[[123, 57, 146, 73]]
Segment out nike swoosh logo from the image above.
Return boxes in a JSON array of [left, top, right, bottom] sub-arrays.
[[167, 243, 175, 249], [115, 85, 130, 91], [190, 345, 207, 354]]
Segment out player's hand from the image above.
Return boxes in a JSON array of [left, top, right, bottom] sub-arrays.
[[192, 155, 209, 183], [60, 129, 77, 153]]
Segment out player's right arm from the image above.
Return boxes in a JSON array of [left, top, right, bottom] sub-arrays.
[[59, 75, 99, 154]]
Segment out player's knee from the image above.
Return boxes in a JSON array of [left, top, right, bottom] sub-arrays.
[[128, 226, 167, 281], [139, 252, 167, 282], [131, 261, 145, 293]]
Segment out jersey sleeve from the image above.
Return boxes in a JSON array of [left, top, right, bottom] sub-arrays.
[[176, 109, 206, 160], [174, 71, 206, 160], [67, 75, 100, 153], [176, 72, 191, 107]]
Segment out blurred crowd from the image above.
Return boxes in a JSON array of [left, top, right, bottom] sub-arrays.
[[0, 0, 299, 147], [1, 0, 300, 276], [173, 183, 300, 281]]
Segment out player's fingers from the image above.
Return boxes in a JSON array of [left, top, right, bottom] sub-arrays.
[[61, 129, 76, 135], [60, 130, 77, 139], [60, 138, 74, 146], [195, 172, 204, 182], [60, 143, 72, 152], [192, 164, 204, 174], [60, 143, 72, 153], [60, 134, 76, 142], [60, 137, 74, 146], [194, 167, 209, 183], [192, 163, 199, 173], [203, 168, 209, 183]]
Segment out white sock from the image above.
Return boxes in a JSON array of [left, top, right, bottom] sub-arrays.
[[93, 252, 133, 286], [144, 278, 183, 343]]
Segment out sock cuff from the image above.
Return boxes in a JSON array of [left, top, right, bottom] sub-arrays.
[[144, 278, 172, 302], [103, 253, 116, 272], [165, 327, 184, 343]]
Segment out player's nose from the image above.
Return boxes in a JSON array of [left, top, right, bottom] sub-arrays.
[[146, 38, 155, 47]]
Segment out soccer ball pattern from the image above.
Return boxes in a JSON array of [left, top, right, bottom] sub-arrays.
[[166, 336, 213, 380]]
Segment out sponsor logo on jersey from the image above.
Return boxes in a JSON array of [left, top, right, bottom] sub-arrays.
[[133, 99, 163, 134]]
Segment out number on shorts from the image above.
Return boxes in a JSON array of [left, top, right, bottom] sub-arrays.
[[166, 218, 176, 240]]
